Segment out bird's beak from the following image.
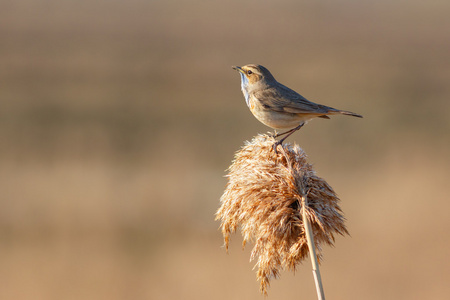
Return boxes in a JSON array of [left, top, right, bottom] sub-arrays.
[[232, 66, 244, 74]]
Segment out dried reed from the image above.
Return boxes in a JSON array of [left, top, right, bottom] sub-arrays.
[[216, 134, 348, 295]]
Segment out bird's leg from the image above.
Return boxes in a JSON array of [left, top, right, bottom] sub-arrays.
[[275, 122, 305, 142], [272, 122, 305, 153], [273, 127, 297, 138]]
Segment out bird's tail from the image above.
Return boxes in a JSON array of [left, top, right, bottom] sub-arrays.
[[338, 110, 363, 118], [319, 104, 363, 118]]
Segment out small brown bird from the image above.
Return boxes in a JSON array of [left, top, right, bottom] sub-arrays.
[[232, 64, 362, 148]]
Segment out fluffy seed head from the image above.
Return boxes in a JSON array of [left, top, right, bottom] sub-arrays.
[[216, 134, 348, 294]]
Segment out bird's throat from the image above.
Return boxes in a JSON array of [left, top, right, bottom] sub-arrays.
[[239, 73, 251, 108]]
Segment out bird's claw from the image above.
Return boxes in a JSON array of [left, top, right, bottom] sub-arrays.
[[272, 141, 282, 154]]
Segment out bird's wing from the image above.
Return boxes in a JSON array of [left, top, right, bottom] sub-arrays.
[[254, 84, 334, 115]]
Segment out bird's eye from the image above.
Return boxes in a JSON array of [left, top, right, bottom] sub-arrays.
[[247, 70, 253, 75]]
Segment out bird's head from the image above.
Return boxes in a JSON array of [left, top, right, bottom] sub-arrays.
[[232, 64, 276, 88]]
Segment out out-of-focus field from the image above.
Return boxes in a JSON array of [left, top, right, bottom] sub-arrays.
[[1, 0, 450, 299]]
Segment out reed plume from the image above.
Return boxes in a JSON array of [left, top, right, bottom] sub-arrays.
[[216, 134, 348, 295]]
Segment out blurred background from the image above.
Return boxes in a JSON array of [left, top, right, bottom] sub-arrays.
[[1, 0, 449, 299]]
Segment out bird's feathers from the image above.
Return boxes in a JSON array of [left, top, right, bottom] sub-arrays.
[[253, 83, 362, 118]]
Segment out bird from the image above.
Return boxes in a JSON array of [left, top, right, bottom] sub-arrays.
[[232, 64, 362, 150]]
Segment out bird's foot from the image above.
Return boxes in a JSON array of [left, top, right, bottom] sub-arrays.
[[272, 140, 282, 154]]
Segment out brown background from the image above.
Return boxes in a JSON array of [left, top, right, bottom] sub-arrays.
[[1, 0, 449, 299]]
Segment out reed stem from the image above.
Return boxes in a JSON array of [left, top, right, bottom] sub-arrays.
[[302, 194, 326, 300]]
